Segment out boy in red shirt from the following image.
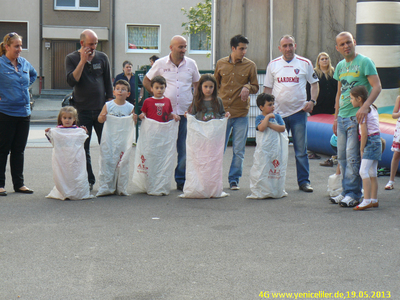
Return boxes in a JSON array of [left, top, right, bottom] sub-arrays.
[[139, 76, 180, 122]]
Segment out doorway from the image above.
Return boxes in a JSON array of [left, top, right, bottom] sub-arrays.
[[52, 40, 79, 89]]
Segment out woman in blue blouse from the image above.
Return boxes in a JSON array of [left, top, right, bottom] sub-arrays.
[[114, 60, 141, 105], [0, 32, 37, 196]]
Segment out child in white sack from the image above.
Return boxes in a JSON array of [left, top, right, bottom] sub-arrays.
[[132, 76, 180, 196], [182, 74, 230, 198], [247, 93, 288, 199], [96, 79, 137, 196], [45, 106, 94, 200]]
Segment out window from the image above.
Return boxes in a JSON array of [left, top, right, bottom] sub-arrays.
[[189, 30, 210, 54], [54, 0, 100, 11], [0, 21, 28, 49], [126, 24, 160, 53]]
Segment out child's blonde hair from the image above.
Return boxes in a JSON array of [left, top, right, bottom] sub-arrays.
[[57, 106, 78, 126]]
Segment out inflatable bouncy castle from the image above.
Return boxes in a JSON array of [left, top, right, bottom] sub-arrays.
[[307, 107, 397, 169]]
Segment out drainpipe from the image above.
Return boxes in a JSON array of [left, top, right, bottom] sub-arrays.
[[39, 0, 43, 93], [270, 0, 273, 62], [211, 0, 216, 69], [111, 0, 115, 78]]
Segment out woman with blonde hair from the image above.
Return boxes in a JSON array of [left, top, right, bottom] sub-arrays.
[[307, 52, 338, 160], [310, 52, 337, 116], [0, 32, 37, 196]]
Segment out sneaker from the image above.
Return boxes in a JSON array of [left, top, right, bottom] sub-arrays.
[[330, 194, 344, 204], [89, 183, 94, 191], [340, 195, 359, 207], [320, 158, 333, 167], [230, 182, 240, 190], [177, 184, 184, 191]]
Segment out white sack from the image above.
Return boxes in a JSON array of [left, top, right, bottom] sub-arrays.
[[46, 127, 94, 200], [132, 117, 178, 195], [247, 128, 288, 199], [97, 115, 135, 196], [180, 114, 228, 198], [327, 173, 343, 197]]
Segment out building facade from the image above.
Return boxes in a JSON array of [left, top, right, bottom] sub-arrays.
[[0, 0, 212, 94]]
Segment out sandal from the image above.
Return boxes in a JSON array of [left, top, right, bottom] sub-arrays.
[[385, 182, 394, 190], [308, 152, 321, 159]]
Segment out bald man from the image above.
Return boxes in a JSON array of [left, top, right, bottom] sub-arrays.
[[143, 35, 200, 190], [66, 29, 113, 190], [330, 31, 381, 207]]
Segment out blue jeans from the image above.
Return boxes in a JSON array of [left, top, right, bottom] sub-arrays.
[[175, 115, 187, 186], [283, 110, 310, 186], [224, 116, 248, 184], [78, 109, 103, 185], [337, 116, 362, 200]]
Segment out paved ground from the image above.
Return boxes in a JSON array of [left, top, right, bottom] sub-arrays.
[[0, 98, 399, 299]]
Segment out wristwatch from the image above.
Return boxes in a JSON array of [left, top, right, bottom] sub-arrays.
[[309, 99, 316, 105]]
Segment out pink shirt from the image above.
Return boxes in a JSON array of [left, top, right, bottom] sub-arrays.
[[361, 106, 380, 135], [146, 55, 200, 115]]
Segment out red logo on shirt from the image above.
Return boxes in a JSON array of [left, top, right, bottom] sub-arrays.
[[155, 103, 165, 116], [277, 77, 299, 83]]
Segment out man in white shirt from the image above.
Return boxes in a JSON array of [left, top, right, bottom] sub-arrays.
[[264, 35, 319, 192], [143, 35, 200, 190]]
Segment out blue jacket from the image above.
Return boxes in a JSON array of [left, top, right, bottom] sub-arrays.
[[0, 55, 37, 117]]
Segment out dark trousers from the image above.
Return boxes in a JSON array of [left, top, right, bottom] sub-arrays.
[[77, 109, 103, 184], [0, 112, 30, 190], [174, 115, 187, 186]]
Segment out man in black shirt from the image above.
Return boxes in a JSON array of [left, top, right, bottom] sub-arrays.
[[65, 29, 113, 190]]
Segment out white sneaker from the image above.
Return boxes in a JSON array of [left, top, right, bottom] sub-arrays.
[[330, 194, 344, 204], [340, 195, 359, 207]]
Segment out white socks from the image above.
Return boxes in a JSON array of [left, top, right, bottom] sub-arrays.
[[358, 199, 372, 207]]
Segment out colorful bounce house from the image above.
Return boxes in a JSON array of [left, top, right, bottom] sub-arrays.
[[307, 109, 397, 169], [307, 0, 400, 170]]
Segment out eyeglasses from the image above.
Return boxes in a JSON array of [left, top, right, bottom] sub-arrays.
[[6, 32, 17, 42]]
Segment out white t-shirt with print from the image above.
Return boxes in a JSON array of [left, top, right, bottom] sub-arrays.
[[264, 54, 318, 118]]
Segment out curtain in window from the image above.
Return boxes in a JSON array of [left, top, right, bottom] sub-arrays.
[[127, 26, 159, 50]]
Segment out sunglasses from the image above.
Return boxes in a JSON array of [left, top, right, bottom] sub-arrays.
[[6, 32, 18, 42]]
